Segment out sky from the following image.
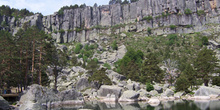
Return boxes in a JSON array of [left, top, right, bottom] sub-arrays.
[[0, 0, 109, 16]]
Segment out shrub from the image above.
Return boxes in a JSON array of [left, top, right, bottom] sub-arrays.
[[71, 56, 78, 66], [104, 63, 111, 70], [197, 10, 205, 16], [170, 25, 177, 30], [75, 43, 83, 54], [142, 16, 153, 22], [184, 8, 192, 15], [146, 83, 154, 92], [112, 40, 118, 50], [58, 29, 65, 33], [147, 27, 152, 34], [185, 25, 193, 28], [83, 56, 88, 62], [78, 54, 83, 58], [212, 76, 220, 86], [201, 36, 209, 45], [88, 68, 112, 85], [93, 58, 98, 63], [175, 75, 190, 92], [166, 34, 177, 46]]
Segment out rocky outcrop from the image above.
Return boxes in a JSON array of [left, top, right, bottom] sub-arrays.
[[118, 90, 140, 102], [1, 0, 220, 43], [97, 85, 122, 99], [194, 86, 220, 96], [0, 96, 10, 110], [18, 84, 83, 110]]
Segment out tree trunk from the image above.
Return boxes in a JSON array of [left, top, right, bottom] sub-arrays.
[[25, 51, 28, 90], [53, 67, 58, 91], [31, 40, 35, 84], [39, 46, 42, 85]]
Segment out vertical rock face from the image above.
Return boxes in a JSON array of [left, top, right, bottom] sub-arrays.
[[1, 0, 220, 43]]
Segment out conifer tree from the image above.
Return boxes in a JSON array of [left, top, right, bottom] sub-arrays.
[[194, 48, 219, 86], [141, 53, 164, 83]]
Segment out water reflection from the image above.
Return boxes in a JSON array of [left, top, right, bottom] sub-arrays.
[[50, 100, 220, 110]]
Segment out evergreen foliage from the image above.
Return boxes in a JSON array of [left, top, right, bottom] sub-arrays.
[[194, 48, 219, 86], [146, 83, 154, 92], [141, 53, 164, 83], [0, 5, 34, 17], [184, 8, 192, 15], [88, 68, 112, 86], [112, 40, 118, 50], [74, 43, 83, 54]]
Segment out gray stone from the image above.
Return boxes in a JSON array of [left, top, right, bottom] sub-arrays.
[[97, 85, 122, 99], [106, 70, 126, 81], [0, 96, 10, 110], [18, 84, 83, 110], [154, 85, 163, 93], [149, 90, 159, 96], [194, 86, 220, 96], [76, 77, 90, 91], [119, 90, 140, 102], [126, 84, 135, 90], [162, 89, 174, 97]]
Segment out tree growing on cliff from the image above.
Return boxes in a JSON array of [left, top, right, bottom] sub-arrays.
[[194, 48, 219, 86]]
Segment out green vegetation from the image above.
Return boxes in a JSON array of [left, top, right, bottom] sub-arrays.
[[0, 5, 34, 18], [194, 48, 219, 86], [212, 76, 220, 86], [165, 34, 178, 46], [141, 53, 164, 83], [0, 27, 68, 91], [74, 43, 83, 54], [146, 83, 154, 92], [115, 48, 164, 84], [147, 27, 152, 35], [58, 29, 65, 33], [201, 36, 209, 45], [112, 40, 118, 50], [88, 68, 112, 86], [142, 16, 153, 22], [104, 63, 111, 70], [184, 8, 192, 15], [58, 4, 79, 16], [170, 25, 177, 30], [197, 10, 205, 16]]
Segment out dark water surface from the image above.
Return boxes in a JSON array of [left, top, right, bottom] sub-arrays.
[[51, 100, 220, 110]]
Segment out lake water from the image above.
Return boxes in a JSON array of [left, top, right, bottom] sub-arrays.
[[51, 100, 220, 110]]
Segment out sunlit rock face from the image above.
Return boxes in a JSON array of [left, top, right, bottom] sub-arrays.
[[2, 0, 220, 43]]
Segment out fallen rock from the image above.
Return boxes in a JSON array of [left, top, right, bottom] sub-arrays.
[[100, 94, 117, 102], [149, 90, 159, 96], [148, 98, 160, 106], [76, 77, 90, 91], [162, 89, 174, 97], [106, 70, 126, 81], [0, 96, 10, 110], [126, 83, 134, 90], [97, 85, 122, 99], [194, 86, 220, 96], [154, 85, 163, 93], [18, 84, 83, 110], [118, 90, 140, 102]]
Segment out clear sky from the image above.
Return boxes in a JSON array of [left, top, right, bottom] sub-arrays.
[[0, 0, 109, 16]]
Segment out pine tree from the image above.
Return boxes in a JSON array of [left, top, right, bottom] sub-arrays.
[[194, 48, 219, 86], [141, 53, 164, 83], [183, 63, 196, 89]]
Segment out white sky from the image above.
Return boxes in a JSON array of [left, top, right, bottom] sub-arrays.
[[0, 0, 109, 16]]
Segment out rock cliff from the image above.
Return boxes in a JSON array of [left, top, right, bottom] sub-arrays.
[[1, 0, 220, 43]]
